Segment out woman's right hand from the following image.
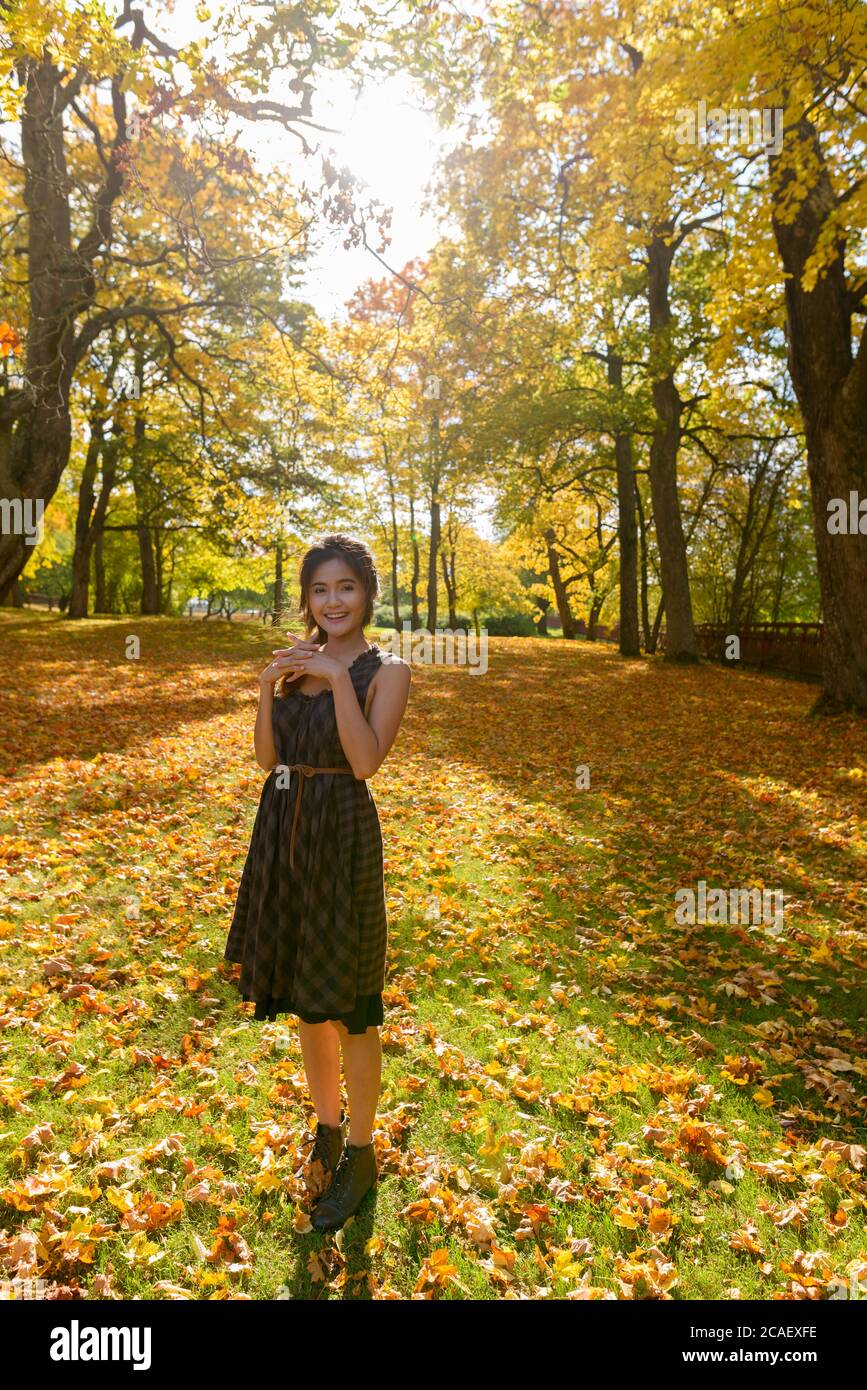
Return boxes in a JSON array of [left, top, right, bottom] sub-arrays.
[[259, 634, 325, 690], [258, 653, 306, 690]]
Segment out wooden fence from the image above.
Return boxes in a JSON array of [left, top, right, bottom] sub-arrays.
[[674, 622, 824, 678]]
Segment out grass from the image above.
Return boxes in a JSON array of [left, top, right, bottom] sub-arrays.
[[0, 609, 865, 1300]]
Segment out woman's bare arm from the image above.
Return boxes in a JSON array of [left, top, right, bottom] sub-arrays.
[[331, 659, 411, 780], [253, 653, 301, 771], [253, 682, 279, 771]]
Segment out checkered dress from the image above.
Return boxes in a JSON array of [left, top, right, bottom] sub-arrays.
[[224, 645, 388, 1032]]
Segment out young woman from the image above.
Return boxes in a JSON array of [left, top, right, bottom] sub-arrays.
[[224, 534, 411, 1232]]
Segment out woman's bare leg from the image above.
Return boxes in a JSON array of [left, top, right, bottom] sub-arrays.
[[297, 1020, 342, 1126], [334, 1024, 382, 1146]]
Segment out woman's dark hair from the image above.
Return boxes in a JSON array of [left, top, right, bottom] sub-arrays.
[[275, 534, 380, 696]]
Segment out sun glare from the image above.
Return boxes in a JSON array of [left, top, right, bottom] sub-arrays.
[[324, 79, 443, 206]]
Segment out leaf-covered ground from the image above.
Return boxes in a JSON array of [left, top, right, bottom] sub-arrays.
[[0, 611, 865, 1300]]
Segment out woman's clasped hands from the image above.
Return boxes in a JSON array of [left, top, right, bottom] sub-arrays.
[[258, 632, 344, 691]]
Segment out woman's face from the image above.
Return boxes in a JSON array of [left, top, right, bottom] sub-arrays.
[[307, 559, 366, 637]]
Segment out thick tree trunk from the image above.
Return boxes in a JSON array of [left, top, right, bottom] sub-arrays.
[[770, 116, 867, 711], [0, 58, 125, 600], [646, 232, 696, 660], [607, 350, 641, 657], [0, 63, 77, 597]]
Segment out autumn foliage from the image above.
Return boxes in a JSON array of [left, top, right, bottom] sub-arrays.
[[0, 613, 864, 1299]]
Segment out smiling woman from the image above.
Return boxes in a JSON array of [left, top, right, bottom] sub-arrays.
[[222, 532, 411, 1233]]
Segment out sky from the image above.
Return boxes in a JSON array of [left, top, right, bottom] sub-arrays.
[[148, 1, 457, 318], [264, 55, 498, 539], [134, 3, 499, 537], [286, 71, 457, 321]]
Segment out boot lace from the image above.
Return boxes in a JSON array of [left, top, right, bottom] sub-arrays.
[[310, 1114, 343, 1170], [324, 1144, 355, 1203], [311, 1129, 333, 1169]]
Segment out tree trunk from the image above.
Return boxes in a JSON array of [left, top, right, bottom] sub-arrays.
[[545, 527, 577, 638], [0, 59, 125, 600], [0, 67, 75, 596], [69, 343, 122, 620], [651, 598, 666, 653], [587, 591, 604, 641], [770, 115, 867, 711], [69, 433, 102, 620], [440, 540, 458, 628], [154, 523, 164, 613], [69, 432, 116, 619], [93, 529, 106, 612], [163, 537, 176, 613], [133, 486, 159, 615], [386, 472, 401, 632], [130, 410, 159, 616], [771, 531, 789, 624], [607, 349, 640, 656], [635, 480, 654, 651], [646, 231, 696, 660], [425, 413, 441, 632], [273, 540, 283, 627], [426, 494, 441, 631], [136, 514, 158, 613], [409, 495, 420, 629]]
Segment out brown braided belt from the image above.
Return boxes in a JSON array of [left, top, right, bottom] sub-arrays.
[[275, 764, 360, 870]]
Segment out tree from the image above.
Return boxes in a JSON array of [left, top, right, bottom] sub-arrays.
[[0, 0, 394, 600]]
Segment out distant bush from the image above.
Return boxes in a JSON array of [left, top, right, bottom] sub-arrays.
[[373, 611, 537, 638], [479, 614, 537, 636]]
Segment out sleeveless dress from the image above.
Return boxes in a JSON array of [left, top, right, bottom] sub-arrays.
[[224, 644, 388, 1032]]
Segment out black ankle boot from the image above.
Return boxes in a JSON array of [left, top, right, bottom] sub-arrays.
[[311, 1138, 378, 1232], [306, 1108, 347, 1200]]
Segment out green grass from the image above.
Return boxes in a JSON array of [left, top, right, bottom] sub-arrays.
[[0, 610, 865, 1300]]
